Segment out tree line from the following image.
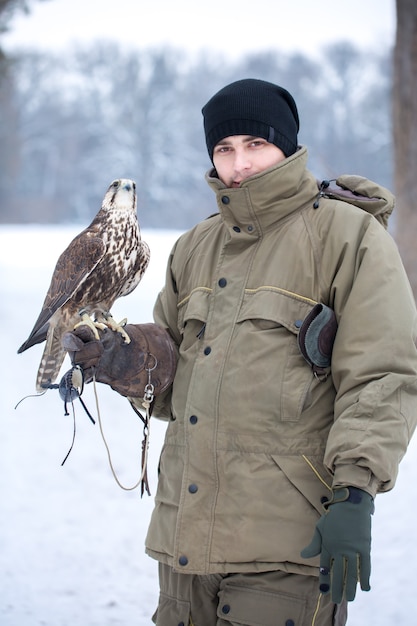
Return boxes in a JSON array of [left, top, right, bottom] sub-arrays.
[[0, 41, 391, 230]]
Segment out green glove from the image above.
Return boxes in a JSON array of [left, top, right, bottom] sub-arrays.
[[301, 486, 374, 604]]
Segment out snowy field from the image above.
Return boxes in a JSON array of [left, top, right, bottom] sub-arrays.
[[1, 225, 417, 626]]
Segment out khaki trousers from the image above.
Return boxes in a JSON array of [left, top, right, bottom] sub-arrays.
[[152, 563, 348, 626]]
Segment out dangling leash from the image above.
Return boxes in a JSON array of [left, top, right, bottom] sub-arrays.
[[92, 354, 158, 497]]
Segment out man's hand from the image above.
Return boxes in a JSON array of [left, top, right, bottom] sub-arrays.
[[301, 487, 374, 604], [62, 323, 177, 398]]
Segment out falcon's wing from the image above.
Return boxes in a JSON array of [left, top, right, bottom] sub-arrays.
[[18, 234, 106, 353]]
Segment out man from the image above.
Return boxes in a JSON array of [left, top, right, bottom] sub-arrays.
[[66, 79, 417, 625]]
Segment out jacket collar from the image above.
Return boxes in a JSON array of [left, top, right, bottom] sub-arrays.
[[205, 146, 318, 233]]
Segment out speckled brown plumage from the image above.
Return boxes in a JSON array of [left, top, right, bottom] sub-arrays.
[[18, 179, 150, 392]]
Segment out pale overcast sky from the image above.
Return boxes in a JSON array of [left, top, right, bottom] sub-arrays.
[[4, 0, 396, 60]]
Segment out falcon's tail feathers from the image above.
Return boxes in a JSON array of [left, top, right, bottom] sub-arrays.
[[35, 338, 67, 394]]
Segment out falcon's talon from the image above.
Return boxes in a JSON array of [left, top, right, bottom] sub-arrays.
[[94, 322, 108, 331], [120, 329, 131, 344], [73, 313, 102, 340], [95, 312, 131, 343]]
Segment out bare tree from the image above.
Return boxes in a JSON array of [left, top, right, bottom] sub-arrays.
[[0, 0, 45, 30], [0, 1, 51, 209], [393, 0, 417, 296], [1, 0, 39, 48]]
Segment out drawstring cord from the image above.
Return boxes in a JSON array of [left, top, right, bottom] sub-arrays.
[[313, 179, 335, 209]]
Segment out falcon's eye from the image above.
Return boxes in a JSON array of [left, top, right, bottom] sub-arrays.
[[112, 181, 119, 188]]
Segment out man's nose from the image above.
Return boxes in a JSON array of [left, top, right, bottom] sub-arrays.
[[233, 149, 251, 171]]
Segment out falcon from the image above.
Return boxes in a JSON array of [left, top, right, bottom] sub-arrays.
[[18, 178, 150, 393]]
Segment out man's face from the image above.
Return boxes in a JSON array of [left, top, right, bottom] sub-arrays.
[[212, 135, 286, 188]]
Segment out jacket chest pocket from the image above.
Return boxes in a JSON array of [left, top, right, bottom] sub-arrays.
[[235, 289, 317, 422], [177, 288, 211, 354]]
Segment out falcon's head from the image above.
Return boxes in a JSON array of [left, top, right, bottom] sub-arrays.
[[102, 178, 137, 213]]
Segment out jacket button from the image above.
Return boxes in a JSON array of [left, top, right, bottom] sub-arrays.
[[294, 319, 303, 328], [204, 346, 211, 355], [178, 555, 188, 566], [221, 604, 231, 614], [188, 483, 198, 493], [247, 225, 254, 232], [286, 621, 295, 626], [233, 225, 241, 232], [190, 415, 198, 424], [221, 195, 230, 204], [218, 277, 227, 288]]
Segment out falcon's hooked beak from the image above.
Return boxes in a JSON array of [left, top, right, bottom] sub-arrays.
[[120, 180, 135, 192], [104, 178, 137, 211]]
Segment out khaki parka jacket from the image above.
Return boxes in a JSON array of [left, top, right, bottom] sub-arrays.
[[145, 147, 417, 576]]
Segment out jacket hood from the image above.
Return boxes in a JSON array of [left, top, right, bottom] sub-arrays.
[[325, 175, 395, 230]]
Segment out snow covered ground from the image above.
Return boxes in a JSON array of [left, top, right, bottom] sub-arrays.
[[1, 225, 417, 626]]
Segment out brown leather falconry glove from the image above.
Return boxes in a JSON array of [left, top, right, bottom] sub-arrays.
[[62, 323, 177, 399]]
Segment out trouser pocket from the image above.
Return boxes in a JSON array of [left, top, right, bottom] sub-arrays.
[[217, 584, 305, 626]]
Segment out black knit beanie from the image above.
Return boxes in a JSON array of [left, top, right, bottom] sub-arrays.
[[202, 78, 300, 162]]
